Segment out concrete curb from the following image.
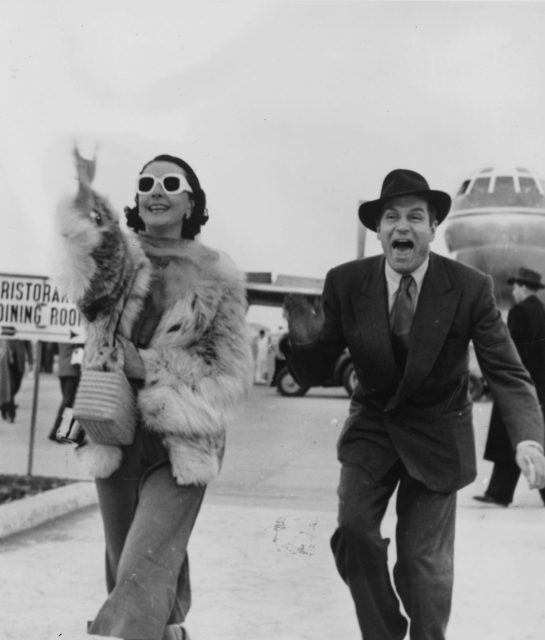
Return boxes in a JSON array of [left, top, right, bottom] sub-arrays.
[[0, 481, 98, 540]]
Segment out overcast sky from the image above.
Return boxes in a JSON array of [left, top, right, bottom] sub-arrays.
[[2, 0, 545, 327]]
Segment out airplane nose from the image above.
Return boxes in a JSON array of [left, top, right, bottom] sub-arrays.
[[444, 164, 545, 311]]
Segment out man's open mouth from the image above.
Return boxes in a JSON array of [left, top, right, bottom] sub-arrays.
[[392, 240, 414, 250]]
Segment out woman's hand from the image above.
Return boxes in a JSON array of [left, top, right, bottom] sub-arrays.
[[283, 294, 323, 346]]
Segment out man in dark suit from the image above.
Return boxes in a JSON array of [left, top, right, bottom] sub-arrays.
[[282, 169, 545, 640], [474, 266, 545, 507]]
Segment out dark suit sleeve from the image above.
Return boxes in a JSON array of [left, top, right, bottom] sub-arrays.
[[472, 277, 544, 449], [282, 268, 346, 386], [507, 304, 533, 367]]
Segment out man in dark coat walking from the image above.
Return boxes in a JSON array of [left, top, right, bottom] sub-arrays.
[[474, 266, 545, 506], [282, 169, 545, 640]]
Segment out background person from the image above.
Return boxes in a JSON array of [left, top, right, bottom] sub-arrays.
[[282, 169, 545, 640], [0, 339, 33, 422], [255, 328, 269, 383], [48, 342, 84, 442], [474, 266, 545, 507], [40, 341, 58, 373], [0, 340, 12, 418], [56, 150, 253, 640]]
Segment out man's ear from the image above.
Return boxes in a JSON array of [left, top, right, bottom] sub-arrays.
[[430, 219, 438, 241]]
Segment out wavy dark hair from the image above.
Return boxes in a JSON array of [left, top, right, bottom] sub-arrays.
[[124, 154, 208, 239]]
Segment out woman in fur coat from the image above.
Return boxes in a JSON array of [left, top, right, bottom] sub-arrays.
[[57, 151, 253, 640]]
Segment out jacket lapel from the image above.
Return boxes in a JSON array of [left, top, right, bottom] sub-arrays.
[[350, 255, 399, 375], [387, 254, 461, 408]]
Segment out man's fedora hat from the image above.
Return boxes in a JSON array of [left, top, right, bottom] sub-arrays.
[[358, 169, 452, 231], [507, 267, 545, 289]]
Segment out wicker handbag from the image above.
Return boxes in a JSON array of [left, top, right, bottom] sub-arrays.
[[73, 343, 137, 446]]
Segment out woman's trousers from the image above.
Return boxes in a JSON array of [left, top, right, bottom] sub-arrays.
[[88, 463, 205, 640]]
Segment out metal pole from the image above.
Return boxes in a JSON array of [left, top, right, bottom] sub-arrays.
[[26, 341, 42, 476]]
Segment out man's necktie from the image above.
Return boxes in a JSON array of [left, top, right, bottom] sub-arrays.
[[390, 274, 417, 369]]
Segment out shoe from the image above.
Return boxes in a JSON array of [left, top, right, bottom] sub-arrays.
[[473, 494, 509, 507]]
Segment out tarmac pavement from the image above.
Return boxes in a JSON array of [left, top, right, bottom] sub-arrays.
[[1, 486, 545, 640], [1, 377, 545, 639]]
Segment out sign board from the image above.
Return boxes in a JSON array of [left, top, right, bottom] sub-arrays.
[[0, 273, 85, 343]]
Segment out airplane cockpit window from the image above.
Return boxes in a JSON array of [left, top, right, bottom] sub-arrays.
[[457, 180, 470, 195], [519, 177, 540, 196], [494, 176, 516, 204], [519, 177, 543, 206], [471, 177, 490, 195], [494, 176, 514, 192]]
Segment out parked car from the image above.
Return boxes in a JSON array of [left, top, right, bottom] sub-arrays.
[[270, 334, 357, 397]]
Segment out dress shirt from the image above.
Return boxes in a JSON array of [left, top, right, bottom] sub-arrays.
[[384, 257, 429, 313]]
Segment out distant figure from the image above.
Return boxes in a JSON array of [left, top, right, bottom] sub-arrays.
[[0, 339, 33, 422], [0, 341, 11, 419], [40, 342, 58, 373], [250, 331, 259, 380], [48, 342, 84, 442], [474, 267, 545, 506], [255, 329, 269, 383]]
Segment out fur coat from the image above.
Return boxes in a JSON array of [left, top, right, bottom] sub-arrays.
[[55, 151, 253, 485]]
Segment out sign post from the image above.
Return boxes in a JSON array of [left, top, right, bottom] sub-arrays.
[[0, 273, 85, 476], [26, 342, 42, 476]]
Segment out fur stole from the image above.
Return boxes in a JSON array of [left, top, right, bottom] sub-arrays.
[[134, 235, 254, 484], [56, 152, 253, 485], [73, 236, 252, 485]]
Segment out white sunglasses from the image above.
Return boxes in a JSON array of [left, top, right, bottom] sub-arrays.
[[136, 173, 193, 195]]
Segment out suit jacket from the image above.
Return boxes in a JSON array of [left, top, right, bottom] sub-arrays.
[[284, 252, 544, 492], [484, 294, 545, 462]]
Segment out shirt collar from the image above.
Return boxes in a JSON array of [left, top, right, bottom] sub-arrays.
[[384, 255, 430, 294]]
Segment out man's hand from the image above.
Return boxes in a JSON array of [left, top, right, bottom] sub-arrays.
[[283, 294, 323, 346], [516, 443, 545, 489]]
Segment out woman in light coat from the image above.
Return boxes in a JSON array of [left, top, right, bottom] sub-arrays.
[[57, 151, 253, 640]]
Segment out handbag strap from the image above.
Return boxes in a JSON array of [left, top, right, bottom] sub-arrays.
[[90, 254, 144, 373], [109, 258, 144, 346], [103, 262, 146, 371]]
